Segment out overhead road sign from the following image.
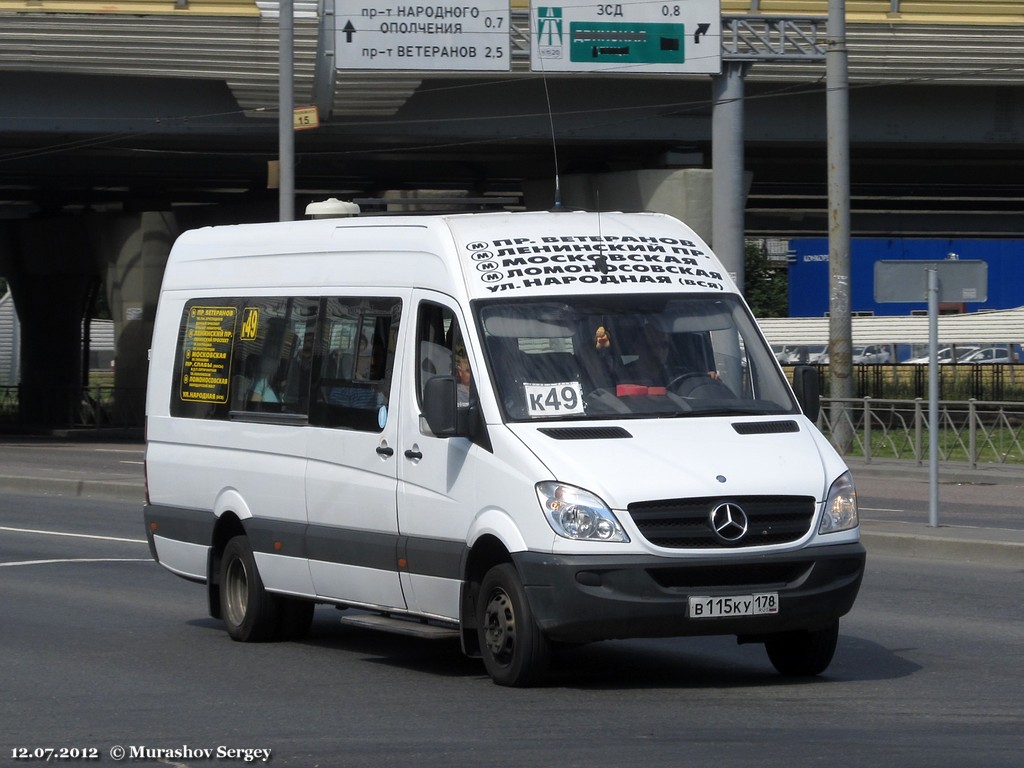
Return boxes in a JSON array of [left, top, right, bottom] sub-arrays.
[[530, 0, 722, 74], [336, 3, 511, 71]]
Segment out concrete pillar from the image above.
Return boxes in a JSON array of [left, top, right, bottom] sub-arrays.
[[91, 212, 179, 425], [523, 168, 727, 245], [712, 62, 750, 292], [0, 225, 17, 388], [5, 218, 96, 428]]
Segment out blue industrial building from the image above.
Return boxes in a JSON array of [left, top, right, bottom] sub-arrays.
[[787, 239, 1024, 317]]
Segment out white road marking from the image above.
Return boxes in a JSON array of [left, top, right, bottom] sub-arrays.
[[0, 525, 146, 544], [0, 558, 152, 567]]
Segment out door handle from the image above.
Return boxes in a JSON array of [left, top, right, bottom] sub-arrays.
[[404, 449, 423, 460], [376, 445, 394, 457]]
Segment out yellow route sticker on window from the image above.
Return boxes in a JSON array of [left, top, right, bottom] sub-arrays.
[[179, 306, 237, 403]]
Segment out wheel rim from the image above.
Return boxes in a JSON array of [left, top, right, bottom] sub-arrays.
[[482, 587, 516, 665], [224, 556, 249, 628]]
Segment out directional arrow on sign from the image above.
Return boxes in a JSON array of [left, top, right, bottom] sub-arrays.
[[343, 20, 355, 43], [694, 23, 710, 43]]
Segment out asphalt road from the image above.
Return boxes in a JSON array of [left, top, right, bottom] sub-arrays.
[[2, 491, 1022, 767]]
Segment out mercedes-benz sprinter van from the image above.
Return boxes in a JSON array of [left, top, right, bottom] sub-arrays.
[[143, 209, 865, 686]]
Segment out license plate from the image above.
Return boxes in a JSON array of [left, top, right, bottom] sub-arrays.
[[689, 593, 779, 619]]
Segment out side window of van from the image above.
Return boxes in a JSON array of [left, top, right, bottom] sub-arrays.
[[171, 300, 241, 420], [416, 302, 471, 407], [309, 297, 401, 432], [231, 298, 318, 415]]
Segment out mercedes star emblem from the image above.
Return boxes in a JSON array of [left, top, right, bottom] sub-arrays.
[[709, 502, 749, 543]]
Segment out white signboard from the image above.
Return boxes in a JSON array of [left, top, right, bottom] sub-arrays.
[[530, 0, 722, 74], [523, 381, 586, 417], [336, 3, 511, 71], [875, 260, 988, 304]]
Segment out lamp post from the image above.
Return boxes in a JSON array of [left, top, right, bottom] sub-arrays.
[[827, 0, 853, 452], [279, 0, 295, 221]]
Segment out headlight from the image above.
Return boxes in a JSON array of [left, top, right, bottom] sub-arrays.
[[536, 482, 629, 543], [819, 471, 859, 534]]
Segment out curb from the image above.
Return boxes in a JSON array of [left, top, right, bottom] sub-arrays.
[[846, 457, 1024, 486], [861, 528, 1024, 567], [0, 476, 142, 503]]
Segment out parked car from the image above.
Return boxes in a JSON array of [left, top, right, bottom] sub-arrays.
[[904, 346, 978, 364], [773, 344, 828, 364], [813, 345, 889, 365], [958, 347, 1015, 364], [852, 344, 892, 364]]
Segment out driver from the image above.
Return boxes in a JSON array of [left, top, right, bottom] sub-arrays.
[[624, 324, 720, 391]]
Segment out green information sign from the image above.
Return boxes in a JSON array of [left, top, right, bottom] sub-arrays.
[[531, 0, 720, 74], [569, 22, 685, 65]]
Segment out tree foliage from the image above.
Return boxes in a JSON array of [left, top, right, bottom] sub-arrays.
[[743, 240, 788, 318]]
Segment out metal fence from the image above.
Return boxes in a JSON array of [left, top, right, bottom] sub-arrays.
[[820, 397, 1024, 467], [3, 386, 1024, 467], [809, 363, 1024, 402]]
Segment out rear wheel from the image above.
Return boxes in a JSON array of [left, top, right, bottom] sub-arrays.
[[765, 620, 840, 676], [220, 535, 281, 642], [477, 564, 550, 687]]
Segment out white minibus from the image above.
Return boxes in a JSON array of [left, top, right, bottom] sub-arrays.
[[143, 209, 865, 686]]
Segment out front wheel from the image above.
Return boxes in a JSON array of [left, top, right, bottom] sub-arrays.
[[476, 564, 550, 687], [765, 620, 840, 676], [220, 535, 281, 642]]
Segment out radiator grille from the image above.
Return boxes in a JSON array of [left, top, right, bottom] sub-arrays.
[[627, 495, 816, 549]]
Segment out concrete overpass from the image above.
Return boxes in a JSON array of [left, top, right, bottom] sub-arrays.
[[2, 0, 1024, 427]]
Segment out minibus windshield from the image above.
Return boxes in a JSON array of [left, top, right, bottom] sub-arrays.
[[477, 294, 798, 422]]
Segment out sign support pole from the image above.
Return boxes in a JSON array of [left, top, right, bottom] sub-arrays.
[[927, 267, 940, 527], [875, 257, 986, 528]]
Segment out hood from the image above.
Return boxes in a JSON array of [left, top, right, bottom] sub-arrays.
[[506, 416, 837, 509]]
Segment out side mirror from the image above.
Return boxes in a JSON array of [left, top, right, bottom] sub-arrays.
[[792, 365, 820, 423], [422, 375, 458, 437]]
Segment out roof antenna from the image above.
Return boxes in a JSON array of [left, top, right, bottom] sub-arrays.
[[593, 190, 609, 272], [539, 61, 561, 209]]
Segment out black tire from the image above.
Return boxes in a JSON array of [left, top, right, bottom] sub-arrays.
[[765, 620, 840, 677], [220, 535, 281, 642], [476, 563, 550, 687]]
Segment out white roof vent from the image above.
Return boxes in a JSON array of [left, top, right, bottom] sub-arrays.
[[305, 198, 361, 219]]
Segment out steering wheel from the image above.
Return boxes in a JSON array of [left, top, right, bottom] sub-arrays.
[[667, 371, 710, 394], [667, 370, 724, 397]]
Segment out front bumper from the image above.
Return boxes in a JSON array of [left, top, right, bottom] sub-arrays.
[[512, 542, 866, 643]]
